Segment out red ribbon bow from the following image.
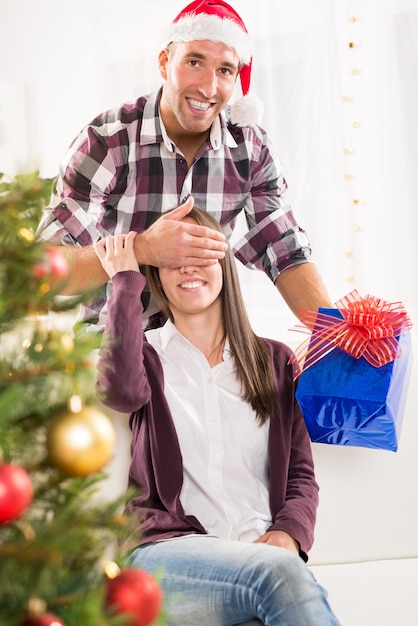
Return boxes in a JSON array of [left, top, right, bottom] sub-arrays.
[[290, 290, 413, 379]]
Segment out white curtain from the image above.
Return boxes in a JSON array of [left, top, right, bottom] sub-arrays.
[[1, 0, 417, 340]]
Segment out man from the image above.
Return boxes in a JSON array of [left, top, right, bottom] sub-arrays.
[[36, 0, 333, 330]]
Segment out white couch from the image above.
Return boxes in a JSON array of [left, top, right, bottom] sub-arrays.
[[310, 558, 418, 625]]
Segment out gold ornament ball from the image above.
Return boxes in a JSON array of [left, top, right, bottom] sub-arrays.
[[47, 406, 115, 476]]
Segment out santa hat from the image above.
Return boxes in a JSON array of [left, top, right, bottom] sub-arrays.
[[166, 0, 263, 127]]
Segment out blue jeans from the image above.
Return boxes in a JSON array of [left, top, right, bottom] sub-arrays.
[[129, 535, 341, 626]]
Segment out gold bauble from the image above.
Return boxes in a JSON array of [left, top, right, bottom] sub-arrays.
[[47, 405, 115, 476]]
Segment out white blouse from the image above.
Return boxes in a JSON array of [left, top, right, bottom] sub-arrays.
[[146, 320, 272, 542]]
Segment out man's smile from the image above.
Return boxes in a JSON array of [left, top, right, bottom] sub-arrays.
[[186, 98, 214, 112]]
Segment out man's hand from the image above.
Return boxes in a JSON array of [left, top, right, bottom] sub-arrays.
[[134, 196, 227, 268], [94, 231, 140, 279], [254, 530, 300, 556]]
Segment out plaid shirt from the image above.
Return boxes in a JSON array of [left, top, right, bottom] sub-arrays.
[[37, 89, 312, 328]]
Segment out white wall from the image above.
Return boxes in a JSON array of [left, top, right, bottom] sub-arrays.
[[2, 0, 417, 568], [2, 0, 418, 313]]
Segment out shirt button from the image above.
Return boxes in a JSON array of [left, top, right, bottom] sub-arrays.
[[179, 158, 185, 164]]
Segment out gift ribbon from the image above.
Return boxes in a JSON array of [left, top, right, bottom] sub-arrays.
[[289, 289, 413, 379]]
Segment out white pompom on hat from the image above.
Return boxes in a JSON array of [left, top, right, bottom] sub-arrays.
[[166, 0, 263, 127]]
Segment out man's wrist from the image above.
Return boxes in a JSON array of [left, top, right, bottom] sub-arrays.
[[133, 232, 147, 266]]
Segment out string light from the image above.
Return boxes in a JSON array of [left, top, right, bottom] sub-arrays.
[[341, 6, 362, 286]]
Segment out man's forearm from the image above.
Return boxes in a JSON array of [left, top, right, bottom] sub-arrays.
[[55, 246, 110, 295], [274, 263, 334, 322]]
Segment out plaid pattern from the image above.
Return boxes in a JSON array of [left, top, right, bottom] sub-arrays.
[[37, 89, 311, 328]]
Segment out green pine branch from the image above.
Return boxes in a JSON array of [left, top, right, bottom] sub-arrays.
[[0, 172, 161, 625]]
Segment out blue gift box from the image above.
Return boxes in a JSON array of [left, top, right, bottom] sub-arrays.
[[295, 308, 413, 451]]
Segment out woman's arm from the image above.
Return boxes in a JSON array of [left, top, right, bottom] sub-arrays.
[[96, 270, 152, 413], [95, 233, 152, 412], [267, 341, 319, 560]]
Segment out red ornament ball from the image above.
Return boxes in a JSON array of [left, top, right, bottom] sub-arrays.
[[105, 568, 163, 626], [33, 247, 69, 280], [19, 613, 65, 626], [0, 463, 33, 524]]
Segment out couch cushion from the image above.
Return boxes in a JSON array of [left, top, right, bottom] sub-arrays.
[[309, 558, 418, 626]]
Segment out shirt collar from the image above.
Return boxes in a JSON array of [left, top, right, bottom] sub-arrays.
[[217, 111, 238, 149], [159, 318, 179, 351], [160, 319, 232, 363], [140, 89, 238, 151], [140, 88, 165, 147]]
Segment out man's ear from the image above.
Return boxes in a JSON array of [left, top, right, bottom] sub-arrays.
[[158, 49, 169, 80]]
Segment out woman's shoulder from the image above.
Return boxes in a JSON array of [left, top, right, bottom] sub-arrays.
[[145, 327, 162, 350], [260, 336, 294, 358], [259, 337, 297, 382]]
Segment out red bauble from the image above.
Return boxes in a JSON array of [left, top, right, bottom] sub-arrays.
[[0, 463, 33, 524], [33, 247, 69, 280], [105, 568, 163, 626], [20, 613, 65, 626]]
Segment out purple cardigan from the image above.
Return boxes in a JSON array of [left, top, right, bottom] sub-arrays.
[[97, 271, 319, 561]]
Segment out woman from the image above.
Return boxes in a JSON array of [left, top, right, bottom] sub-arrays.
[[95, 208, 340, 626]]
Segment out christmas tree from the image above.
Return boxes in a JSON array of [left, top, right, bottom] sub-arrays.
[[0, 172, 164, 626]]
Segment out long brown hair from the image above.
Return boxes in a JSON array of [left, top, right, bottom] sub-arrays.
[[145, 207, 277, 424]]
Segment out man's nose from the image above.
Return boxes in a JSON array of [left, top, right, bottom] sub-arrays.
[[198, 70, 217, 99]]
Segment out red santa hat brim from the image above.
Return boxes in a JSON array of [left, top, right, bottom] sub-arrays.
[[168, 12, 252, 67]]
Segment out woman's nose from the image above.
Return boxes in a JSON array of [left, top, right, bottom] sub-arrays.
[[179, 265, 197, 274]]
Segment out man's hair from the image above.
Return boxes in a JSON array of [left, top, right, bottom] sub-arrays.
[[145, 207, 277, 424]]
